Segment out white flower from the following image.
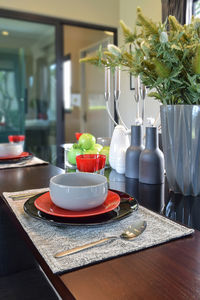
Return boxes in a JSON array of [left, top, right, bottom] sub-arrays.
[[159, 32, 168, 43], [107, 44, 121, 57]]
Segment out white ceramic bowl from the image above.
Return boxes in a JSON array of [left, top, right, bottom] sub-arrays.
[[0, 143, 23, 157], [49, 172, 108, 211]]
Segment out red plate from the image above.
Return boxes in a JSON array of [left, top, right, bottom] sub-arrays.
[[0, 152, 31, 160], [34, 190, 120, 218]]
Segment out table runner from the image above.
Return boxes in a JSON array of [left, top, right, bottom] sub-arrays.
[[0, 156, 48, 169], [3, 188, 194, 275]]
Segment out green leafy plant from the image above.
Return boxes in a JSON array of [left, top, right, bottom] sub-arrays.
[[80, 7, 200, 105]]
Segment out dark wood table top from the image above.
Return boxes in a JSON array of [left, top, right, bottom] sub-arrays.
[[1, 164, 200, 300]]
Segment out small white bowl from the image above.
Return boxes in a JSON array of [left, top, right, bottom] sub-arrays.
[[0, 143, 23, 157], [49, 172, 108, 211]]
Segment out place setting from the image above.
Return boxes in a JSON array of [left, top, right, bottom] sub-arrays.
[[3, 166, 194, 275], [0, 135, 49, 169], [22, 154, 138, 227], [23, 175, 138, 227]]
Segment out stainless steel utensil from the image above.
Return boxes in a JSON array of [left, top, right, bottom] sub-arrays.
[[54, 220, 147, 258], [134, 76, 141, 120], [140, 83, 146, 125], [11, 192, 41, 201], [15, 159, 32, 166], [11, 194, 37, 201]]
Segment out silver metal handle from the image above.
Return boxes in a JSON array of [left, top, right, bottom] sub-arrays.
[[54, 237, 116, 258]]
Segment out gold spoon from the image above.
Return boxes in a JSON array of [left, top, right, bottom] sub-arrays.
[[54, 220, 147, 258]]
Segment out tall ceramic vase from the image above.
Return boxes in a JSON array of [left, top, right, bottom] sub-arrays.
[[125, 125, 144, 179], [139, 127, 164, 184], [160, 105, 200, 196]]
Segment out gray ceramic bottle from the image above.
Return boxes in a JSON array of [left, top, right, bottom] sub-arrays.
[[139, 127, 164, 184], [125, 125, 144, 179]]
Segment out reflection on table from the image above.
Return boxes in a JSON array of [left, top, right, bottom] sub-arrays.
[[164, 193, 200, 231], [107, 169, 200, 231]]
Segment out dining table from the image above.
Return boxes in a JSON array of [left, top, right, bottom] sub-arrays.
[[0, 163, 200, 300]]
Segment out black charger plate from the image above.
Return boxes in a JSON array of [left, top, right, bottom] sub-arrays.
[[0, 153, 33, 164], [24, 189, 138, 226]]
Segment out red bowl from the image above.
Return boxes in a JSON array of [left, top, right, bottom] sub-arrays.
[[76, 154, 106, 173], [8, 135, 25, 142]]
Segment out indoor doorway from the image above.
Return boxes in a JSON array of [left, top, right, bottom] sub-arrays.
[[63, 25, 115, 143]]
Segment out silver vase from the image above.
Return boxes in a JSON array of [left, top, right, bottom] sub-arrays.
[[160, 105, 200, 196]]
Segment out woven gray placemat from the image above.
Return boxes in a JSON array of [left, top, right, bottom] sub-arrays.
[[3, 188, 194, 274], [0, 156, 48, 169]]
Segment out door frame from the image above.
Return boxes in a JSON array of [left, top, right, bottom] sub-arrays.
[[0, 8, 118, 158]]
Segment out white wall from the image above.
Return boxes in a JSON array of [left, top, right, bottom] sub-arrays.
[[118, 0, 162, 129], [0, 0, 119, 27]]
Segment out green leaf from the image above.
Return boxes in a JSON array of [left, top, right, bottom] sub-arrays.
[[79, 7, 200, 105], [148, 92, 161, 100]]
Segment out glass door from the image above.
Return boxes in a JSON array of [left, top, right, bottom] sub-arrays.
[[0, 48, 25, 139], [0, 17, 57, 163], [63, 25, 114, 143]]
